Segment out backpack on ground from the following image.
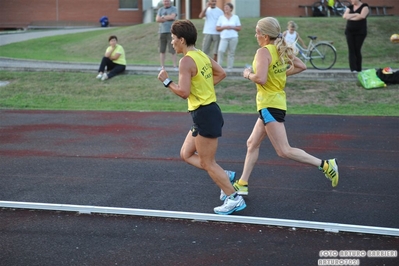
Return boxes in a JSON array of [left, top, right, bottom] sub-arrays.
[[376, 68, 399, 84]]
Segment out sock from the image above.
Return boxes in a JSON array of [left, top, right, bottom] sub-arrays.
[[238, 179, 248, 186], [229, 192, 238, 200], [320, 160, 329, 171]]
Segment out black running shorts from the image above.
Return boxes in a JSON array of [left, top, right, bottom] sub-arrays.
[[190, 102, 224, 138], [259, 107, 286, 124]]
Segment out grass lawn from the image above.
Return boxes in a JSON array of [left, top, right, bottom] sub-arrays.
[[0, 16, 398, 115], [0, 17, 398, 68], [0, 71, 398, 116]]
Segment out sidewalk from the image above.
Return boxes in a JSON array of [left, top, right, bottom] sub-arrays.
[[0, 27, 107, 46], [0, 57, 358, 80]]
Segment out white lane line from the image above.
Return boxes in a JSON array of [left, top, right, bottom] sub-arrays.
[[1, 200, 398, 236]]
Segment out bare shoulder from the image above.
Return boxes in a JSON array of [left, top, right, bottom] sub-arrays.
[[256, 46, 270, 56], [180, 55, 197, 75], [180, 55, 195, 66]]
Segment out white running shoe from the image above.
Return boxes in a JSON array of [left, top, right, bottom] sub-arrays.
[[101, 73, 108, 81], [96, 73, 103, 79], [220, 170, 236, 201], [214, 194, 246, 215]]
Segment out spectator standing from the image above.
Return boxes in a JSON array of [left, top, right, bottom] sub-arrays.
[[156, 0, 178, 71], [96, 35, 126, 81], [199, 0, 223, 61], [343, 0, 369, 72], [216, 3, 241, 72]]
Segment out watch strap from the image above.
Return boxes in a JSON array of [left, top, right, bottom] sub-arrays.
[[163, 78, 173, 87]]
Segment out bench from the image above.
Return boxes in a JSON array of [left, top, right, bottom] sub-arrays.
[[368, 6, 393, 16], [298, 5, 313, 17]]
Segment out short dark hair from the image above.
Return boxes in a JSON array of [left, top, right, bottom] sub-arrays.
[[171, 20, 197, 47], [226, 3, 234, 10], [108, 35, 118, 41]]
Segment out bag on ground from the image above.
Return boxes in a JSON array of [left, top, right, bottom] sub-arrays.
[[357, 69, 386, 89]]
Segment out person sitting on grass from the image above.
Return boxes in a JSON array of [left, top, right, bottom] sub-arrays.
[[96, 35, 126, 81]]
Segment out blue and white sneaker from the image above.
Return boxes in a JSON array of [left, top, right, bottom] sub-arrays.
[[220, 170, 236, 201], [214, 194, 246, 215]]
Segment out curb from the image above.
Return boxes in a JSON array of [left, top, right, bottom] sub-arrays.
[[0, 58, 358, 80]]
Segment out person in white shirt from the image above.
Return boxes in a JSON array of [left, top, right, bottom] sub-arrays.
[[282, 21, 307, 54], [216, 3, 241, 72], [199, 0, 223, 61]]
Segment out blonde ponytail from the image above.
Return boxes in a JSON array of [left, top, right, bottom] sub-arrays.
[[257, 17, 295, 68]]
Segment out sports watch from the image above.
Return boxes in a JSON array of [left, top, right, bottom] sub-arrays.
[[163, 78, 173, 87]]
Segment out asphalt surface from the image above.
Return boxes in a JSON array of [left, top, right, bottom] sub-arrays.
[[1, 111, 398, 265], [0, 28, 398, 266]]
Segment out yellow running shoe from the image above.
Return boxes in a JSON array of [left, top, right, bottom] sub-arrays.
[[322, 159, 339, 187], [233, 180, 248, 195]]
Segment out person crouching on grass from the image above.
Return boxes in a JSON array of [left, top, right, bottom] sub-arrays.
[[96, 35, 126, 81], [157, 20, 246, 215]]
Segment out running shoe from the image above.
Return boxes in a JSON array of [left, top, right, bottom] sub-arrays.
[[96, 73, 103, 79], [322, 158, 339, 187], [101, 73, 108, 81], [219, 170, 236, 201], [233, 180, 248, 196], [214, 195, 246, 215]]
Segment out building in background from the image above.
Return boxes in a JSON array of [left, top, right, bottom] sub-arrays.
[[181, 0, 397, 20], [0, 0, 154, 30], [0, 0, 397, 30]]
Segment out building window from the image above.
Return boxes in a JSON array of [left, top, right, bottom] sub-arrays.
[[119, 0, 138, 9]]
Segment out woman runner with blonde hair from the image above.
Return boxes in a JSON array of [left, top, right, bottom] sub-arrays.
[[230, 17, 339, 199]]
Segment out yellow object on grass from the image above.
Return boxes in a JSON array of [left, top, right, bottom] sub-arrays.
[[358, 69, 386, 89]]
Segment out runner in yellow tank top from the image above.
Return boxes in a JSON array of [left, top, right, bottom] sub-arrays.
[[254, 43, 287, 111], [232, 17, 339, 201], [157, 20, 246, 215], [185, 50, 216, 111]]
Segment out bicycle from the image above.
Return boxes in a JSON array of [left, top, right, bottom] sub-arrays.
[[295, 35, 337, 70], [313, 0, 350, 17]]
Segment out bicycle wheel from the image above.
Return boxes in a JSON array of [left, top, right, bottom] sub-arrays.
[[309, 43, 337, 70], [312, 1, 328, 16], [334, 0, 350, 16], [338, 0, 351, 7]]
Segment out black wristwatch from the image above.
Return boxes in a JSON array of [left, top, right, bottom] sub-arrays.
[[163, 78, 173, 87]]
